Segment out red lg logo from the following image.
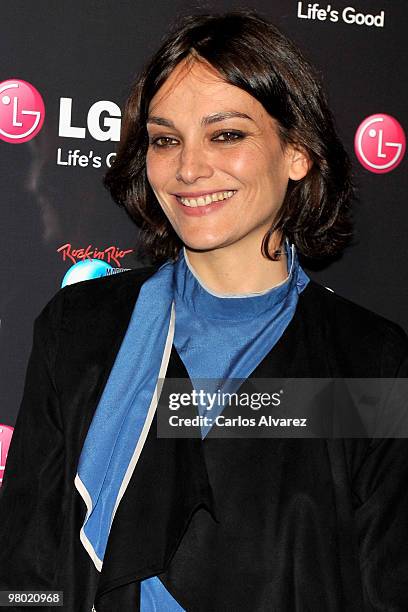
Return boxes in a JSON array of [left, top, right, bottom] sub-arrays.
[[0, 424, 14, 487], [354, 114, 405, 174], [0, 79, 45, 143]]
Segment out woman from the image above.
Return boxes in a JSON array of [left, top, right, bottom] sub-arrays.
[[1, 10, 407, 612]]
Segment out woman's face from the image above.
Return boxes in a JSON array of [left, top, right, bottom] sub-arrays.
[[146, 59, 309, 254]]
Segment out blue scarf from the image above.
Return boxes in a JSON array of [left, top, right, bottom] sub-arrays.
[[75, 241, 309, 573], [173, 241, 309, 437]]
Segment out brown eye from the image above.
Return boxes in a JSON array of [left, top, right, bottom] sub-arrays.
[[212, 131, 245, 142], [149, 136, 178, 148]]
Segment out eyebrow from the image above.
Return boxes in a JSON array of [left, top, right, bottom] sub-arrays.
[[146, 111, 254, 128]]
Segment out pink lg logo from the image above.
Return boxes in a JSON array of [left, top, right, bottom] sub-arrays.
[[0, 424, 14, 487], [0, 79, 45, 143], [354, 114, 405, 174]]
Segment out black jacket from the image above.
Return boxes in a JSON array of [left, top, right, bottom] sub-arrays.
[[0, 268, 407, 611]]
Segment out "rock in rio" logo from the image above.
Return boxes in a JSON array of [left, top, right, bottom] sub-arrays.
[[0, 79, 45, 143], [354, 114, 405, 174]]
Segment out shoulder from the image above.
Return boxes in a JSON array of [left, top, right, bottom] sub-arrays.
[[30, 267, 160, 389], [61, 265, 158, 307], [303, 279, 407, 340], [301, 280, 408, 375], [36, 266, 159, 334]]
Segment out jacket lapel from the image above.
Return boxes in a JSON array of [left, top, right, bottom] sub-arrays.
[[95, 343, 216, 602]]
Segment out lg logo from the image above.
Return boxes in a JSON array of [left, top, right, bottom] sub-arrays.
[[0, 79, 45, 143], [0, 78, 122, 144], [58, 98, 121, 141], [0, 424, 14, 486], [355, 114, 405, 174]]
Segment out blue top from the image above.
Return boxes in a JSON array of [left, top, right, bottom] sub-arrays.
[[140, 240, 309, 610]]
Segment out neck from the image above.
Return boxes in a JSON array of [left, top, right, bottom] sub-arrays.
[[184, 233, 288, 295]]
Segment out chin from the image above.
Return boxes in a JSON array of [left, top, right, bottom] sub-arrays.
[[181, 235, 228, 253]]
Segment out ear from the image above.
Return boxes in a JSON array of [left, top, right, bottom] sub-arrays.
[[287, 146, 312, 181]]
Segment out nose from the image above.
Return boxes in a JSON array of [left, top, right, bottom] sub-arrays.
[[175, 140, 214, 184]]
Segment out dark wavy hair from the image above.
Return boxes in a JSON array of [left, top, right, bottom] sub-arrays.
[[104, 10, 353, 263]]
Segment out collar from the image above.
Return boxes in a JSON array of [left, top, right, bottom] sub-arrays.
[[174, 239, 305, 320]]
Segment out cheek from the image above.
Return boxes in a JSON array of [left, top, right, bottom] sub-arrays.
[[145, 151, 158, 186], [223, 145, 274, 185], [214, 151, 260, 192], [145, 156, 168, 215], [145, 151, 170, 189], [147, 152, 181, 200]]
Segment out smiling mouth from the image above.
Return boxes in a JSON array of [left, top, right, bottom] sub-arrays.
[[176, 190, 237, 208]]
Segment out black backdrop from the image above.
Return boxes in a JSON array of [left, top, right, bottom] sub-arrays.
[[1, 0, 407, 428]]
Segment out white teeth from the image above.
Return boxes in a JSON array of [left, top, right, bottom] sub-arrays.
[[179, 190, 236, 207]]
